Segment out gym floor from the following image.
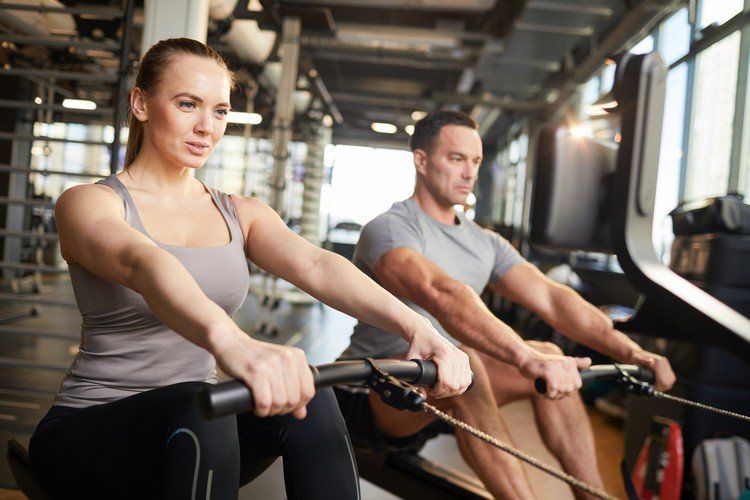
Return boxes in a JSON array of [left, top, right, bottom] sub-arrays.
[[0, 274, 626, 499]]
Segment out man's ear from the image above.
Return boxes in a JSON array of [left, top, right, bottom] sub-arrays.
[[413, 148, 428, 175], [130, 88, 148, 122]]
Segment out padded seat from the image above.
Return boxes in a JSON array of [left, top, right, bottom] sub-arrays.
[[7, 437, 51, 500]]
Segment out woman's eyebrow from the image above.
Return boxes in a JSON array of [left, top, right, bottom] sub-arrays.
[[172, 92, 230, 108]]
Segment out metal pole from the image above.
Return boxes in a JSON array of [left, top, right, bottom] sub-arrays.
[[299, 123, 330, 246], [269, 16, 301, 216], [728, 0, 750, 192]]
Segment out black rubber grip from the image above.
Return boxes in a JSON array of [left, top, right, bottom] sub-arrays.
[[534, 364, 655, 395], [198, 359, 441, 419]]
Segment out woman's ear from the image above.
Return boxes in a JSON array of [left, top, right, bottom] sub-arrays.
[[130, 88, 148, 121]]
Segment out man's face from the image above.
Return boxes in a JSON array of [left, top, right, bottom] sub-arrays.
[[415, 124, 483, 207]]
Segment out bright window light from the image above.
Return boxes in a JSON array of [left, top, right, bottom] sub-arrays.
[[329, 145, 415, 227], [62, 99, 96, 110], [371, 122, 398, 134], [227, 111, 262, 125], [570, 124, 593, 137]]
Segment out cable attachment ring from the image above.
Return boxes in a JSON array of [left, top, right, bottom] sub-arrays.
[[363, 357, 426, 412], [614, 363, 655, 396]]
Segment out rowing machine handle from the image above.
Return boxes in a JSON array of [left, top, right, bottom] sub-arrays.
[[198, 359, 441, 419], [534, 364, 656, 395]]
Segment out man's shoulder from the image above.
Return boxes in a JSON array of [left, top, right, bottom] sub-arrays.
[[363, 200, 419, 232], [381, 198, 416, 218], [457, 213, 499, 240], [354, 200, 424, 268]]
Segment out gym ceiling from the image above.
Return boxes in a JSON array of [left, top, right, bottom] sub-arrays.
[[0, 0, 680, 150]]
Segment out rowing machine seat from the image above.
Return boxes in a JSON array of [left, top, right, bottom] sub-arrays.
[[7, 437, 51, 500]]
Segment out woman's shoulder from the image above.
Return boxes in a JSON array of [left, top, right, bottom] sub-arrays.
[[59, 180, 121, 202], [55, 181, 123, 215], [229, 194, 280, 227], [230, 194, 273, 214]]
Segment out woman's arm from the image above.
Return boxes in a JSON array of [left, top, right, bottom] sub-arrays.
[[233, 196, 473, 397], [56, 184, 315, 418]]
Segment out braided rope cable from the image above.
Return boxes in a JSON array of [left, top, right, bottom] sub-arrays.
[[422, 403, 618, 500], [653, 391, 750, 422]]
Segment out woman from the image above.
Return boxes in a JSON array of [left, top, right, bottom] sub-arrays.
[[28, 38, 471, 499]]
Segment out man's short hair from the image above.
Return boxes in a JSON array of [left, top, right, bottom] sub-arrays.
[[409, 110, 479, 153]]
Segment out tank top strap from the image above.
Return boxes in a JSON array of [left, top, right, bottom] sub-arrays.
[[202, 184, 245, 243], [96, 174, 146, 232]]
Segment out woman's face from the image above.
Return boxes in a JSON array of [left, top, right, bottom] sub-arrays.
[[137, 53, 232, 170]]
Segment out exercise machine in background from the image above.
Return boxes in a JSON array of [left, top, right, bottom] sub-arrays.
[[530, 50, 750, 496]]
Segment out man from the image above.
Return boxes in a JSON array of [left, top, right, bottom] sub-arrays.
[[339, 110, 675, 498]]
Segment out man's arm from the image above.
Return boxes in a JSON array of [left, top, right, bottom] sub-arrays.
[[492, 262, 675, 391], [232, 197, 472, 398], [373, 247, 589, 398]]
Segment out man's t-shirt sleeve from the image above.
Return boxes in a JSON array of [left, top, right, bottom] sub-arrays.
[[357, 213, 423, 270], [487, 230, 525, 283]]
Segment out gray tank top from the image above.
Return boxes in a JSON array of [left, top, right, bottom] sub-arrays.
[[55, 175, 251, 408]]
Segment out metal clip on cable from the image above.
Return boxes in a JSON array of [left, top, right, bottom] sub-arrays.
[[614, 363, 655, 397], [364, 358, 426, 412]]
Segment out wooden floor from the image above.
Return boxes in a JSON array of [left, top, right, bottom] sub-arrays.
[[0, 491, 24, 500], [0, 274, 629, 499]]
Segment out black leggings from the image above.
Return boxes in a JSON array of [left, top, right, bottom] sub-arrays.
[[29, 382, 360, 500]]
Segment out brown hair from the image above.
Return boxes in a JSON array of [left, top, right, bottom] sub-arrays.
[[409, 110, 478, 153], [124, 38, 235, 168]]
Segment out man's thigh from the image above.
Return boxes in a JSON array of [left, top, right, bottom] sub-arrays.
[[369, 389, 439, 437], [368, 351, 438, 437], [368, 344, 503, 437], [368, 340, 567, 439]]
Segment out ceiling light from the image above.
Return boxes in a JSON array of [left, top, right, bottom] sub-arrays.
[[62, 99, 96, 110], [34, 97, 42, 104], [322, 114, 333, 127], [227, 111, 262, 125], [411, 111, 427, 121], [371, 122, 398, 134], [405, 125, 415, 135]]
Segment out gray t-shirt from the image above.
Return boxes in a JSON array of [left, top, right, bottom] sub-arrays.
[[55, 175, 251, 408], [341, 198, 524, 359]]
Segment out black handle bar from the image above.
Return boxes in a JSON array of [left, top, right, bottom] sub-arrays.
[[198, 359, 438, 419], [534, 364, 655, 395]]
